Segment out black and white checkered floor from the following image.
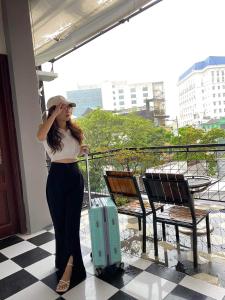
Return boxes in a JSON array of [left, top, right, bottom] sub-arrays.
[[1, 225, 225, 300]]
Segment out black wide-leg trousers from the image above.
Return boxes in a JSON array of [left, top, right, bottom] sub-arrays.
[[46, 162, 85, 278]]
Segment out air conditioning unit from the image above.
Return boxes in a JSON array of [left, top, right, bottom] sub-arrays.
[[36, 70, 58, 82]]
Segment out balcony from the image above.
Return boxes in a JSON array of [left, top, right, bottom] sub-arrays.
[[1, 144, 225, 299], [80, 144, 225, 296]]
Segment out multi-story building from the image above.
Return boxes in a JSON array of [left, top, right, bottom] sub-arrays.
[[101, 80, 165, 112], [67, 81, 165, 120], [178, 56, 225, 127], [67, 86, 102, 118], [200, 117, 225, 130]]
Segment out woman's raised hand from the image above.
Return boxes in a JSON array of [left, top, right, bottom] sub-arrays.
[[52, 102, 66, 117], [80, 144, 89, 156]]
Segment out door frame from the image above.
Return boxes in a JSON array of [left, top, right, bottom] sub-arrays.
[[0, 54, 26, 236]]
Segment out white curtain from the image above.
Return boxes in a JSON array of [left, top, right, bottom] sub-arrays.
[[29, 0, 154, 66]]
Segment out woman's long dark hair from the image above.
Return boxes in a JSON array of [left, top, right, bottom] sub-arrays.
[[46, 106, 84, 154]]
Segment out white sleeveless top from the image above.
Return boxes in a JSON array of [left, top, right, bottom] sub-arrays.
[[38, 128, 81, 162]]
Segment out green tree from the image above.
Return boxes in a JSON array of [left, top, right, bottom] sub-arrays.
[[168, 126, 225, 176], [77, 109, 169, 151], [199, 128, 225, 144], [77, 109, 121, 151], [77, 109, 169, 191], [170, 126, 204, 145]]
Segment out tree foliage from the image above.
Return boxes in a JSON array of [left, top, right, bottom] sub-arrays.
[[77, 109, 169, 152], [77, 111, 225, 182], [170, 125, 225, 145]]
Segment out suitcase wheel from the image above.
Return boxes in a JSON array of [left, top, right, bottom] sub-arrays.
[[95, 267, 103, 276]]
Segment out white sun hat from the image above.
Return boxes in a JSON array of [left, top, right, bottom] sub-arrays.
[[46, 95, 76, 110]]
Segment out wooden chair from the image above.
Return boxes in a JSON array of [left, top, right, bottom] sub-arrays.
[[143, 173, 211, 268], [104, 171, 164, 253]]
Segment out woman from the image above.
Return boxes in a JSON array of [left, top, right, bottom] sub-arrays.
[[36, 95, 88, 293]]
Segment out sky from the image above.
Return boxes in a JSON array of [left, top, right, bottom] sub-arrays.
[[43, 0, 225, 118]]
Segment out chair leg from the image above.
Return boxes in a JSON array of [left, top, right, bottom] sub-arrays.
[[153, 217, 158, 258], [162, 223, 166, 241], [192, 226, 198, 269], [161, 222, 169, 266], [142, 216, 146, 253], [206, 215, 211, 253], [175, 225, 180, 244], [175, 225, 181, 262], [138, 217, 142, 231]]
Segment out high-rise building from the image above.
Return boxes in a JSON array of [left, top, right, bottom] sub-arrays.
[[67, 81, 165, 121], [67, 87, 103, 118], [178, 56, 225, 127]]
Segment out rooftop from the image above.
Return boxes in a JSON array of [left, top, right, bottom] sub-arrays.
[[178, 56, 225, 82]]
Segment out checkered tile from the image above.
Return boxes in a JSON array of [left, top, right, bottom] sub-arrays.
[[1, 228, 225, 300]]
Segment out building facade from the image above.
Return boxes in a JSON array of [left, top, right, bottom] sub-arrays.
[[200, 117, 225, 130], [67, 87, 103, 118], [178, 56, 225, 127], [67, 80, 165, 119]]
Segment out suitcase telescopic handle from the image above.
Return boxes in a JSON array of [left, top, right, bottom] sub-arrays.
[[85, 153, 92, 207]]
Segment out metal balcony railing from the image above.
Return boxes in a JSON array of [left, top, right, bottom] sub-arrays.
[[47, 144, 225, 256], [78, 144, 225, 256], [76, 144, 225, 206]]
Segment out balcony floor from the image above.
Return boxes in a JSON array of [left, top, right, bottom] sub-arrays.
[[1, 210, 225, 299]]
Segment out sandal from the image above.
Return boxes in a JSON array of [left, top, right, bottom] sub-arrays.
[[56, 279, 70, 293], [56, 262, 74, 293]]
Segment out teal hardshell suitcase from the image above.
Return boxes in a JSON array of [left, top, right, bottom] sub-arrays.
[[85, 154, 123, 276], [88, 197, 123, 275]]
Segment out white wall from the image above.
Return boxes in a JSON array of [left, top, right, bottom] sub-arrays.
[[0, 0, 6, 54], [2, 0, 51, 233]]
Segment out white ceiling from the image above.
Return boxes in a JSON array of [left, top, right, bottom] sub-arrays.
[[29, 0, 156, 66]]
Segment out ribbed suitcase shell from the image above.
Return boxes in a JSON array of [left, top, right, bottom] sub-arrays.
[[88, 197, 121, 270]]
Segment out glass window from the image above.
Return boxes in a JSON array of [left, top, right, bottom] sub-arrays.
[[118, 89, 124, 93], [113, 91, 115, 94], [212, 86, 215, 90], [213, 94, 216, 97], [219, 101, 221, 105], [131, 94, 136, 98], [131, 100, 137, 104], [214, 109, 217, 113], [113, 96, 116, 100], [218, 86, 221, 89], [119, 101, 124, 105], [218, 93, 221, 97], [130, 88, 136, 92], [113, 102, 116, 106], [119, 95, 124, 99], [219, 108, 222, 112], [223, 93, 225, 97], [213, 102, 216, 105], [142, 87, 148, 91], [143, 93, 148, 97], [112, 85, 115, 88]]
